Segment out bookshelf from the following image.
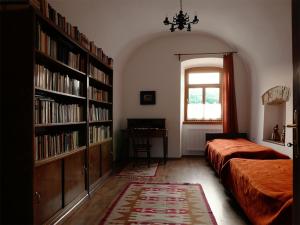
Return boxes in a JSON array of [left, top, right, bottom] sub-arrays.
[[1, 2, 113, 225], [88, 62, 113, 191]]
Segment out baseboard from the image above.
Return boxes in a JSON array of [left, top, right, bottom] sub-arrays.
[[89, 170, 112, 196], [182, 150, 205, 156], [49, 191, 89, 225]]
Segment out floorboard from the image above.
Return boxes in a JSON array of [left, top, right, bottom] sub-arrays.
[[59, 157, 251, 225]]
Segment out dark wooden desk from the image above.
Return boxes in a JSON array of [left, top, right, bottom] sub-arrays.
[[123, 128, 168, 164]]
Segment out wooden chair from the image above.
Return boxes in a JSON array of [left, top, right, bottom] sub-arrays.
[[129, 129, 152, 167]]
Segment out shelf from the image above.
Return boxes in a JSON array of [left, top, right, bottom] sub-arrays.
[[89, 138, 112, 148], [263, 139, 285, 146], [89, 120, 112, 124], [88, 76, 112, 89], [35, 87, 86, 100], [35, 50, 86, 78], [35, 146, 86, 167], [35, 10, 113, 72], [88, 53, 113, 73], [35, 10, 89, 54], [89, 98, 112, 105], [35, 121, 86, 128]]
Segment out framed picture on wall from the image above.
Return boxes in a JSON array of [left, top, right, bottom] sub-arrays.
[[140, 91, 156, 105]]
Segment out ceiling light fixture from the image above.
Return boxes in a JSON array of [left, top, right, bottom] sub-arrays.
[[163, 0, 199, 32]]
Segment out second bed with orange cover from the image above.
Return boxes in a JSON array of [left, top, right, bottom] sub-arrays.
[[221, 159, 292, 225], [205, 138, 289, 175]]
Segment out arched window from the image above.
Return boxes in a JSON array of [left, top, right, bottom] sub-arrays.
[[184, 67, 223, 124]]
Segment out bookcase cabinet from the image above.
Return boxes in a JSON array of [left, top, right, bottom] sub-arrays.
[[0, 3, 113, 225]]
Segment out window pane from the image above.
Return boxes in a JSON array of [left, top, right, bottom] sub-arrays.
[[204, 104, 221, 120], [187, 86, 222, 121], [205, 88, 220, 104], [189, 72, 220, 84], [188, 88, 203, 104], [204, 88, 221, 119], [187, 104, 204, 120], [188, 103, 221, 120], [187, 88, 203, 119]]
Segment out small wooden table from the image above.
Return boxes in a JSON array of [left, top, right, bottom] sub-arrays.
[[123, 128, 168, 164]]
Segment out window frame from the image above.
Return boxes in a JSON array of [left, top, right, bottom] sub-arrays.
[[184, 67, 223, 124]]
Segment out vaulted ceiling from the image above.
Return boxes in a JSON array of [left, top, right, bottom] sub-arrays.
[[49, 0, 292, 76]]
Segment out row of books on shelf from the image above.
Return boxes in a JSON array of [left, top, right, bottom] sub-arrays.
[[35, 96, 83, 124], [89, 125, 111, 144], [31, 0, 113, 67], [36, 23, 86, 72], [48, 5, 90, 50], [89, 42, 113, 67], [88, 87, 109, 102], [89, 64, 111, 85], [35, 64, 83, 96], [89, 105, 110, 122], [35, 131, 80, 160]]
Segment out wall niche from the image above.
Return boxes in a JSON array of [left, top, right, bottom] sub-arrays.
[[262, 86, 290, 145]]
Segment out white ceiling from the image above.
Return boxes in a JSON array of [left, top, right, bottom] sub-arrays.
[[49, 0, 292, 77]]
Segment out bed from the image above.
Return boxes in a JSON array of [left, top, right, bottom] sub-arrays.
[[205, 133, 289, 175], [221, 159, 293, 225]]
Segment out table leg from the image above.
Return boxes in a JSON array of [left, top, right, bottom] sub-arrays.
[[163, 136, 168, 164]]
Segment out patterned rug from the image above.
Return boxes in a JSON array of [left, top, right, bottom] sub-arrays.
[[117, 162, 159, 178], [100, 183, 217, 224]]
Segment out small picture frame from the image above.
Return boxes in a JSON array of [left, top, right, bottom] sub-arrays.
[[140, 91, 156, 105]]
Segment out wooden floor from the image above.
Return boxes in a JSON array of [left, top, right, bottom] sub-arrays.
[[59, 157, 250, 225]]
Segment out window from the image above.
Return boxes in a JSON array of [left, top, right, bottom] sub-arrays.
[[184, 67, 223, 123]]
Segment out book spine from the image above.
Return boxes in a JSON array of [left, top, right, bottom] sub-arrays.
[[89, 125, 111, 144], [89, 63, 111, 85], [88, 86, 109, 102], [89, 104, 110, 121]]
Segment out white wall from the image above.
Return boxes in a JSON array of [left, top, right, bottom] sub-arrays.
[[122, 33, 250, 158], [181, 124, 223, 155], [247, 2, 294, 157]]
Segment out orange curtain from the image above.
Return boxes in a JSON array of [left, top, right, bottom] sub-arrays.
[[222, 53, 238, 133]]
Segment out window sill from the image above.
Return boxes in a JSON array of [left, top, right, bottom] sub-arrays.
[[183, 120, 222, 125], [263, 139, 285, 146]]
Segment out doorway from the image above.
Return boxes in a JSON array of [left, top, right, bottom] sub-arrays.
[[292, 0, 300, 223]]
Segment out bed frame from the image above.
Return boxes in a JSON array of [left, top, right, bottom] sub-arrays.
[[205, 133, 248, 142]]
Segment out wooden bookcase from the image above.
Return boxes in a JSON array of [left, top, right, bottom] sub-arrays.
[[0, 3, 113, 225]]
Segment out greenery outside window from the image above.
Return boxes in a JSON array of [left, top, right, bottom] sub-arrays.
[[184, 67, 223, 124]]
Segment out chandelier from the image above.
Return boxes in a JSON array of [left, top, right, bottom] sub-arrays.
[[163, 0, 199, 32]]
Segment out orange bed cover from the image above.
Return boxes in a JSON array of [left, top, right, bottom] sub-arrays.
[[205, 138, 289, 175], [221, 159, 292, 225]]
